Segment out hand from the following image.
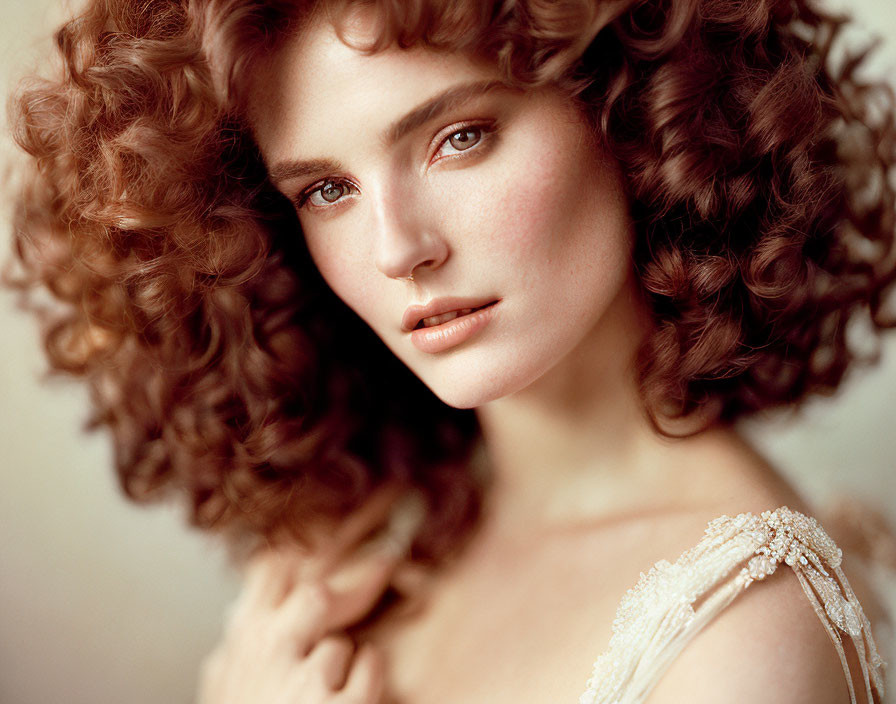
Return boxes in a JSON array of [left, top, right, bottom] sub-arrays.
[[198, 486, 419, 704]]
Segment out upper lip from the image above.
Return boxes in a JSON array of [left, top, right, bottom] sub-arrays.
[[402, 297, 499, 332]]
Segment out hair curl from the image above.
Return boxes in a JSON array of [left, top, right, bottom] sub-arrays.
[[6, 0, 896, 564]]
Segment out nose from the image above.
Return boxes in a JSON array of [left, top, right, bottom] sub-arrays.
[[371, 182, 448, 281]]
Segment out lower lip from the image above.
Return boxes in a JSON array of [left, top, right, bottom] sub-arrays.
[[410, 301, 499, 354]]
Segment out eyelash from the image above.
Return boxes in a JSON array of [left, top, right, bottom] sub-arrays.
[[295, 120, 497, 212]]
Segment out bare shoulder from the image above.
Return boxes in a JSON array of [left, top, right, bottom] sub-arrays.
[[631, 430, 881, 702], [643, 564, 851, 704]]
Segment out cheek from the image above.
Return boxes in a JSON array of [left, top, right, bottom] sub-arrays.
[[472, 128, 626, 275], [498, 154, 573, 258], [441, 143, 576, 271]]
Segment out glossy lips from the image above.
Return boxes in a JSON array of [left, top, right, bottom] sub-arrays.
[[403, 298, 499, 353]]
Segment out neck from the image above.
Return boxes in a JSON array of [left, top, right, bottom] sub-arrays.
[[473, 277, 720, 538]]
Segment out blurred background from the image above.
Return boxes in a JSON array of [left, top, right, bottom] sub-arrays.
[[1, 1, 895, 702]]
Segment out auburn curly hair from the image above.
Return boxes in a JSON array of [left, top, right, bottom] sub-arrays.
[[6, 0, 896, 564]]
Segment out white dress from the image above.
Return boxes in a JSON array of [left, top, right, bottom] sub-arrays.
[[578, 507, 890, 704]]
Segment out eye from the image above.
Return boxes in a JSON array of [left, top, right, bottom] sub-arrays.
[[434, 126, 484, 159], [302, 179, 358, 209], [296, 123, 494, 212]]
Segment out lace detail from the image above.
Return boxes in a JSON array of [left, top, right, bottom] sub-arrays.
[[579, 507, 887, 704]]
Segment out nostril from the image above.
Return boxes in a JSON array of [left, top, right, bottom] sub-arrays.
[[374, 230, 449, 281]]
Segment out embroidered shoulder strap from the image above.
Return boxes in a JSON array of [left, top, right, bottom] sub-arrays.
[[578, 507, 886, 704]]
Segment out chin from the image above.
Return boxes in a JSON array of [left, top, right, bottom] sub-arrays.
[[421, 360, 547, 410], [430, 385, 496, 410]]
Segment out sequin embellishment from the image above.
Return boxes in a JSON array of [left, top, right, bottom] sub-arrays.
[[579, 507, 886, 704]]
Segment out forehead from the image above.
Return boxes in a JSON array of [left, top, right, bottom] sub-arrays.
[[247, 15, 501, 166]]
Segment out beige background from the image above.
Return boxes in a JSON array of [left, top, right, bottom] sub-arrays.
[[1, 1, 895, 703]]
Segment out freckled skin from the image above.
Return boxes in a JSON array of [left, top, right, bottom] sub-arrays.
[[249, 16, 635, 410], [243, 21, 866, 704]]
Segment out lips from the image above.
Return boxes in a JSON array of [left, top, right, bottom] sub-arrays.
[[418, 303, 492, 329], [401, 297, 499, 333], [401, 297, 501, 354]]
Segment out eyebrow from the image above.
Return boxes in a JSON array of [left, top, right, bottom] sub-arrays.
[[267, 79, 512, 187]]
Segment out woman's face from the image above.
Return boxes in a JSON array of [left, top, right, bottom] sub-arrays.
[[249, 15, 635, 409]]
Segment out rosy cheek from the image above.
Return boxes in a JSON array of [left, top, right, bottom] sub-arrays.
[[485, 146, 575, 259]]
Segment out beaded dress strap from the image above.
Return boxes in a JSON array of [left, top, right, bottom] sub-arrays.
[[578, 507, 886, 704]]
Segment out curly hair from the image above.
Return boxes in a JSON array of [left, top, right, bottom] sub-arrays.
[[6, 0, 896, 563]]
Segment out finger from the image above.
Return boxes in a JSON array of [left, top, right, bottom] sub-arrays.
[[337, 642, 385, 703], [305, 634, 355, 690], [223, 553, 291, 632], [323, 536, 406, 631], [324, 492, 425, 628], [280, 581, 335, 655], [240, 548, 303, 611], [275, 543, 397, 657], [307, 483, 407, 579]]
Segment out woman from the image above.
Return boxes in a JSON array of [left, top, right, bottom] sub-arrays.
[[6, 0, 895, 702]]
